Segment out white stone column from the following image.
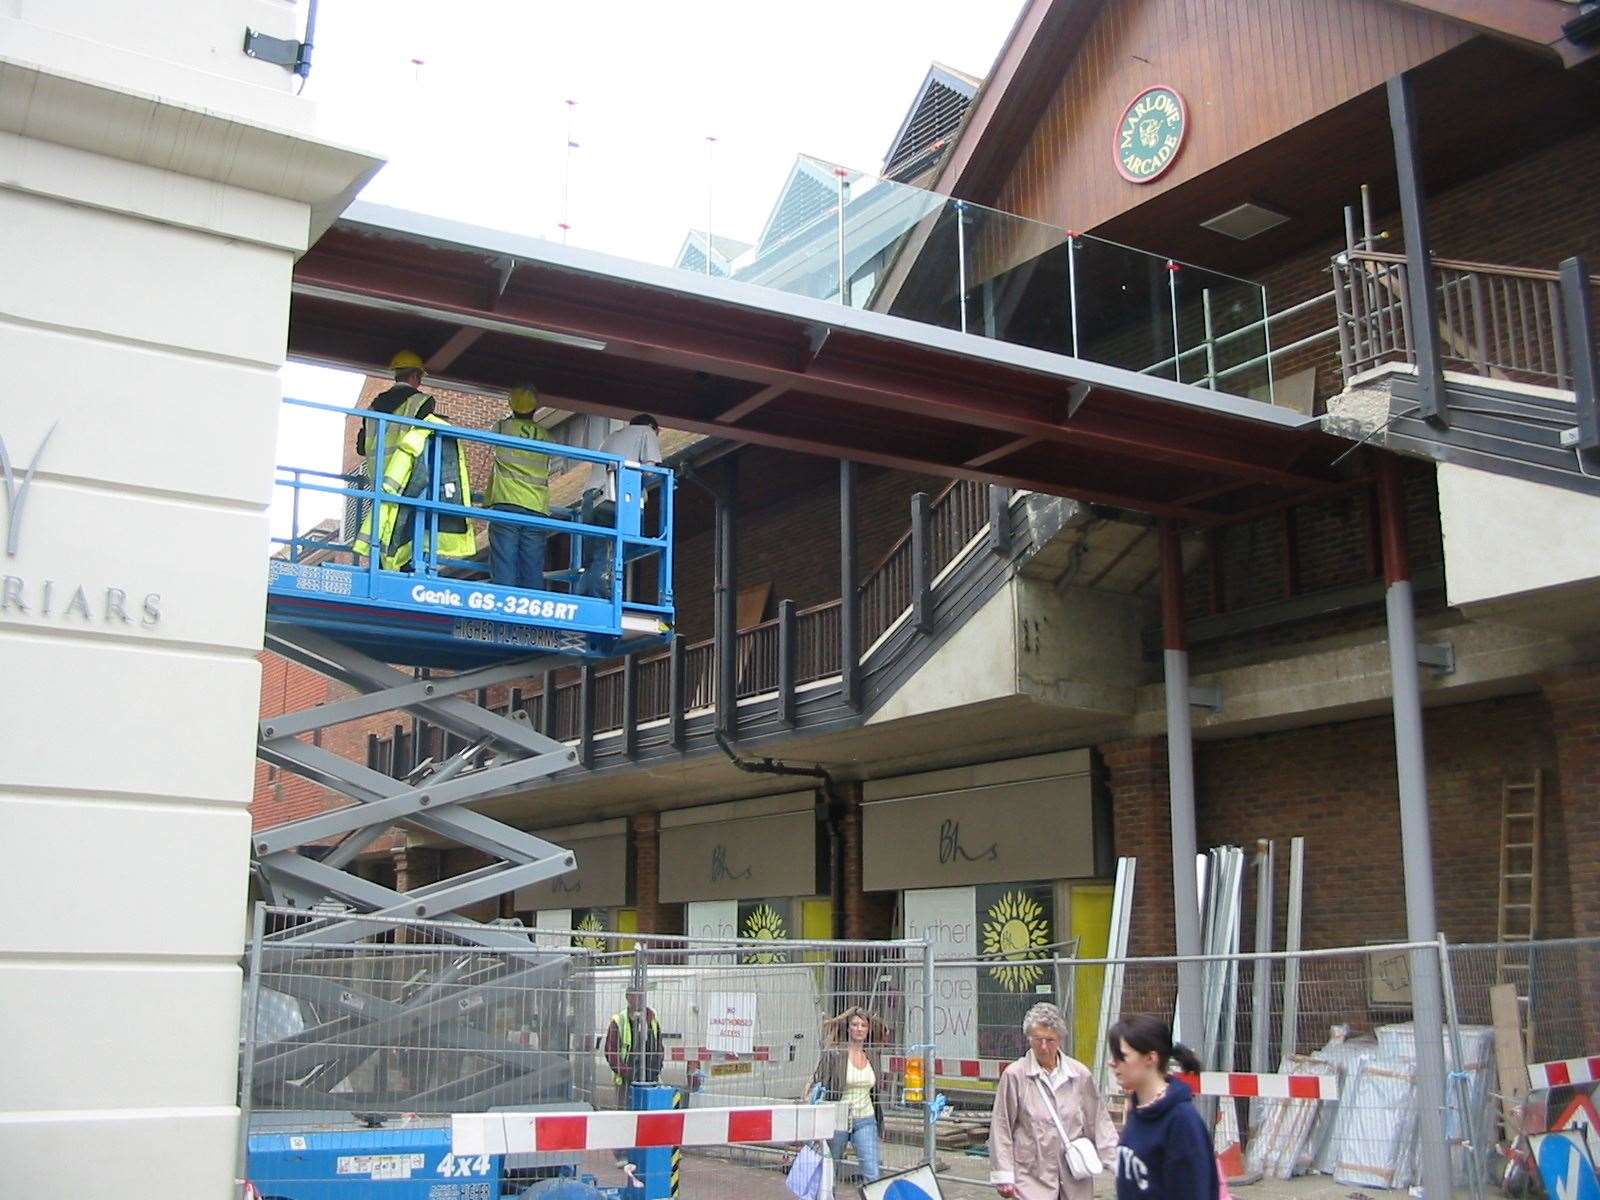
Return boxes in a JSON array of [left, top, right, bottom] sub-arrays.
[[0, 4, 379, 1195]]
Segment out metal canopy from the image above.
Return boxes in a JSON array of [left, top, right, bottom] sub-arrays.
[[291, 203, 1350, 524]]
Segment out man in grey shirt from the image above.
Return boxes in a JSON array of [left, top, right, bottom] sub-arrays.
[[579, 414, 663, 597]]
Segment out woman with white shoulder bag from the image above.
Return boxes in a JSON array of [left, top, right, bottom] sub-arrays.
[[989, 1001, 1119, 1200]]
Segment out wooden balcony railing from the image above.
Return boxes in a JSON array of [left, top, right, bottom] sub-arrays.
[[534, 477, 996, 744], [1333, 249, 1600, 392]]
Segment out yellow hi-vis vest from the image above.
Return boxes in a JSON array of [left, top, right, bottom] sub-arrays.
[[352, 415, 476, 570], [485, 417, 552, 513], [361, 388, 431, 460], [611, 1008, 661, 1086]]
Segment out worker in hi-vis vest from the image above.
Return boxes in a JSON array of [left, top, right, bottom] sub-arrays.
[[603, 988, 663, 1110], [485, 386, 553, 590], [352, 413, 476, 572], [356, 350, 436, 460]]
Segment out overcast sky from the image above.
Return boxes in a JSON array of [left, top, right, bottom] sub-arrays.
[[274, 0, 1022, 542]]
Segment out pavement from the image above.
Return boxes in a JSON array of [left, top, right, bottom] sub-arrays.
[[568, 1144, 1435, 1200]]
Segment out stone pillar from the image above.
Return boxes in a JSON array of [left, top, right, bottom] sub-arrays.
[[0, 6, 379, 1195], [1101, 736, 1175, 958]]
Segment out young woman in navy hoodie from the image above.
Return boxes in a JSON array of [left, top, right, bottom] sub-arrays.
[[1107, 1015, 1219, 1200]]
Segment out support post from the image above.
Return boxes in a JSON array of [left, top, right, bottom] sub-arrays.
[[1387, 72, 1447, 425], [622, 654, 638, 759], [777, 599, 797, 727], [911, 491, 932, 634], [839, 460, 861, 710], [579, 663, 595, 769], [539, 669, 555, 736], [1159, 520, 1205, 1051], [715, 457, 739, 740], [1560, 257, 1600, 452], [921, 936, 937, 1169], [669, 637, 687, 750], [1377, 453, 1453, 1200], [987, 485, 1013, 557]]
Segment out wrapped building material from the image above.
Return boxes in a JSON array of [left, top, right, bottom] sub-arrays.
[[1242, 1055, 1340, 1179], [1331, 1058, 1419, 1189], [1310, 1032, 1378, 1175]]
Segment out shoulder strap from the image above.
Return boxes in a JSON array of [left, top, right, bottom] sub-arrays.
[[1035, 1074, 1073, 1147]]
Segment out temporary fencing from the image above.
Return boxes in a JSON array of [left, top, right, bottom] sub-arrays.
[[238, 905, 935, 1199], [238, 906, 1600, 1200]]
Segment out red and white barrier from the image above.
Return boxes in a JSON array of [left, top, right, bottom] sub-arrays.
[[888, 1055, 1009, 1082], [452, 1103, 841, 1156], [1107, 1072, 1339, 1101], [1528, 1055, 1600, 1090], [1174, 1072, 1338, 1101], [670, 1045, 773, 1062]]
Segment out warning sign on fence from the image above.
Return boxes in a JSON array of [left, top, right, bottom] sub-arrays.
[[706, 992, 756, 1054]]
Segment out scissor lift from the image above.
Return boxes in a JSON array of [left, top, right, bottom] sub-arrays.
[[254, 398, 675, 947]]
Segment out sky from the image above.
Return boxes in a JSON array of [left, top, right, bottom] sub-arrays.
[[273, 0, 1023, 543]]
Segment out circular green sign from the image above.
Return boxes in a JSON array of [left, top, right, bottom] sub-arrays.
[[1115, 85, 1187, 183]]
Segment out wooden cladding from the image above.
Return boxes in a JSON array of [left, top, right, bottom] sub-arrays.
[[991, 0, 1472, 235]]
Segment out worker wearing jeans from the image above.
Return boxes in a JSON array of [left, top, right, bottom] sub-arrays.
[[485, 387, 552, 591]]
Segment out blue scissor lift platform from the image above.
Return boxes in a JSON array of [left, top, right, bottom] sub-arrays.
[[253, 399, 675, 945]]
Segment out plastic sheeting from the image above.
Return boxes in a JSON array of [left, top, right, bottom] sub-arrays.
[[1242, 1055, 1340, 1179]]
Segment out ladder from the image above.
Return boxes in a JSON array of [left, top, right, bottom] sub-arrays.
[[1495, 771, 1543, 1058]]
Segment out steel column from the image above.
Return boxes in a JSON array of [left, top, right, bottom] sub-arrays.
[[1160, 520, 1205, 1050], [839, 459, 861, 710], [1387, 72, 1447, 425], [669, 637, 687, 749], [911, 491, 933, 634], [716, 457, 739, 738], [1560, 257, 1600, 452], [987, 485, 1013, 556], [1377, 454, 1453, 1200], [622, 654, 639, 758], [778, 599, 797, 727]]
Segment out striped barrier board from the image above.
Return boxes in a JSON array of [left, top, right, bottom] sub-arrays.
[[670, 1046, 773, 1062], [1171, 1072, 1338, 1100], [1528, 1056, 1600, 1091], [452, 1103, 842, 1156]]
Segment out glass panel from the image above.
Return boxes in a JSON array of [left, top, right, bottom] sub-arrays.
[[959, 204, 1076, 355], [1072, 234, 1178, 378], [1173, 264, 1273, 402]]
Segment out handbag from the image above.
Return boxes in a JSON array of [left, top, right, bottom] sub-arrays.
[[1035, 1074, 1105, 1181], [786, 1141, 825, 1200]]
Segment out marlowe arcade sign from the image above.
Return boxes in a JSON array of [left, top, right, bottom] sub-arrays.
[[1, 422, 163, 629]]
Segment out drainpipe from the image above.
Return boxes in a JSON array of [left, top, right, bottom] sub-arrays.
[[714, 733, 843, 940]]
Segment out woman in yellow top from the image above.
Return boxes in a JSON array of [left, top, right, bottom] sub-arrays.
[[808, 1006, 885, 1183]]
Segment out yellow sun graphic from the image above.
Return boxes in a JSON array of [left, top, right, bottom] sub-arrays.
[[741, 903, 789, 964], [572, 912, 607, 952], [981, 891, 1050, 992]]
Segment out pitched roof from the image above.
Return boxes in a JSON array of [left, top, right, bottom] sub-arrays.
[[881, 62, 982, 181], [673, 230, 752, 277], [750, 158, 860, 258]]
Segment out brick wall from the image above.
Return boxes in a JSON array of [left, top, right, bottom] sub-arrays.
[[1105, 692, 1570, 956]]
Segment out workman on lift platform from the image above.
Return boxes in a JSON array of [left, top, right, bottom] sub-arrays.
[[485, 386, 554, 590], [578, 414, 663, 597], [353, 412, 477, 572], [356, 350, 437, 460]]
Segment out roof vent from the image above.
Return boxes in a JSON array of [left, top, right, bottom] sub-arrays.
[[1201, 202, 1290, 240]]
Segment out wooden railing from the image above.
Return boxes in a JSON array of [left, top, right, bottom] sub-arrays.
[[533, 477, 996, 743], [1333, 249, 1600, 391]]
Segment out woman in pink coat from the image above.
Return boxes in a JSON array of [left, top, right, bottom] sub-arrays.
[[989, 1001, 1119, 1200]]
